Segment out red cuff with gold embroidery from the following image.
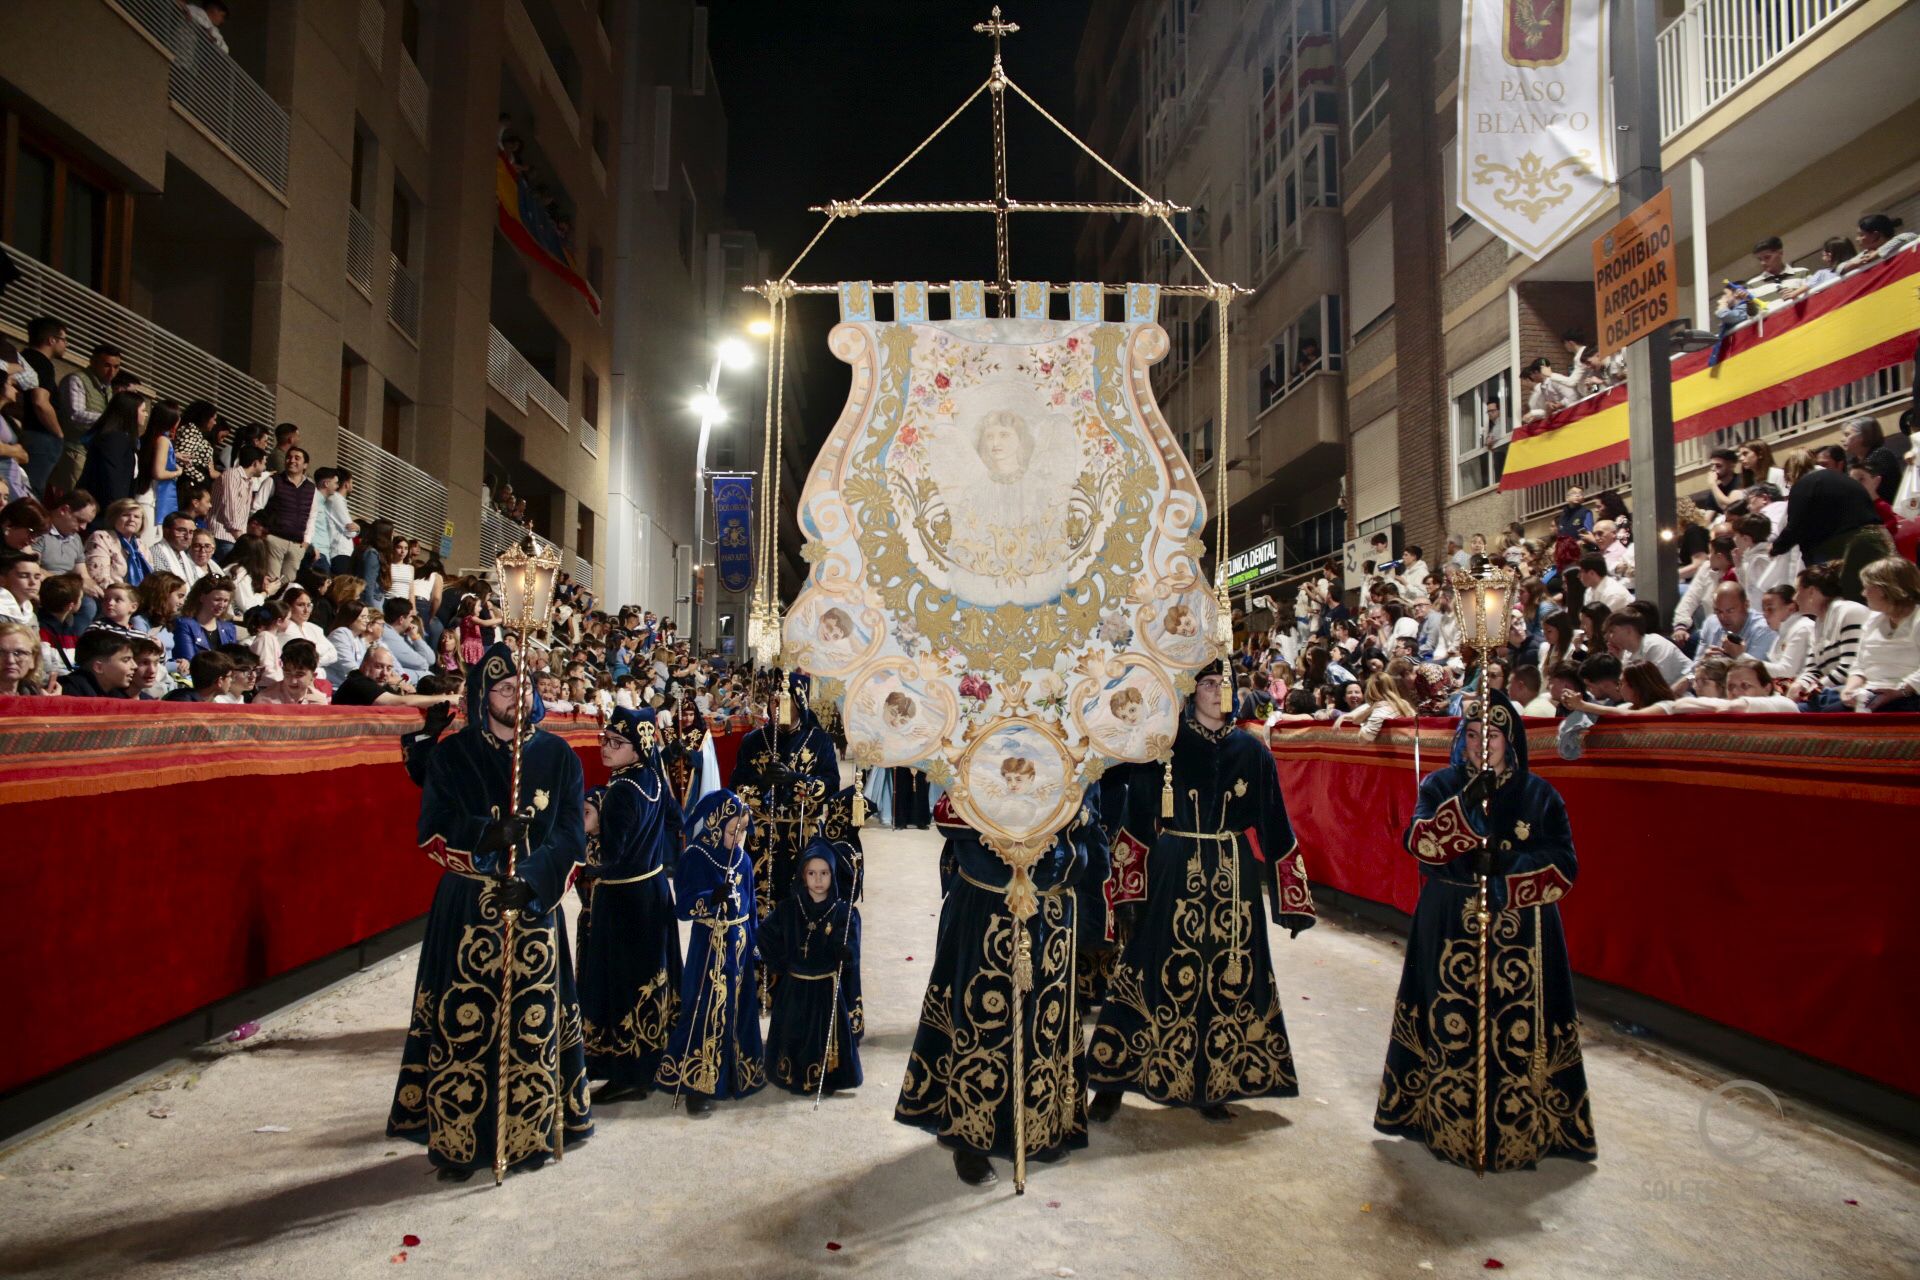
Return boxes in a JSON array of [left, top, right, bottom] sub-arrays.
[[1102, 828, 1150, 939], [1273, 843, 1317, 930], [1407, 795, 1481, 865], [1505, 865, 1573, 908], [421, 834, 477, 874]]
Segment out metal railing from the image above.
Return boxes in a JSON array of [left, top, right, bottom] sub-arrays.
[[387, 253, 421, 343], [1516, 358, 1910, 519], [575, 407, 599, 456], [569, 552, 593, 592], [0, 240, 276, 427], [397, 49, 430, 144], [358, 0, 385, 69], [481, 506, 562, 566], [486, 326, 570, 425], [346, 205, 376, 296], [334, 430, 448, 552], [1657, 0, 1859, 139], [115, 0, 291, 194]]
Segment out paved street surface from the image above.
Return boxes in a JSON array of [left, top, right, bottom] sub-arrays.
[[2, 823, 1915, 1279]]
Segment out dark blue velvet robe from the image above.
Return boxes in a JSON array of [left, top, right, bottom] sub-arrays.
[[1075, 768, 1134, 1005], [761, 847, 863, 1095], [1374, 695, 1597, 1169], [655, 834, 765, 1101], [1086, 713, 1314, 1107], [387, 722, 590, 1172], [894, 815, 1099, 1161], [576, 762, 684, 1088], [728, 714, 840, 923]]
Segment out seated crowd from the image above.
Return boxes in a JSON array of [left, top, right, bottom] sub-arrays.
[[1243, 423, 1919, 733]]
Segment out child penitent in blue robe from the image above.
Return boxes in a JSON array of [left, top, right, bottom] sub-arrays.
[[762, 839, 863, 1096]]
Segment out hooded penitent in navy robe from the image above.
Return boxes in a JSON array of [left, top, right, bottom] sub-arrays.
[[761, 839, 863, 1095], [1087, 696, 1316, 1108], [894, 799, 1102, 1162], [576, 710, 685, 1090], [656, 790, 766, 1102], [1374, 691, 1596, 1170], [729, 672, 841, 924], [1075, 767, 1132, 1006], [388, 643, 591, 1172]]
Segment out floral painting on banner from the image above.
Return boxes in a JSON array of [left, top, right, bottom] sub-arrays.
[[785, 279, 1217, 874]]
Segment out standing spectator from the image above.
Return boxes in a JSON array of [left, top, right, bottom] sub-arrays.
[[0, 619, 45, 696], [357, 517, 396, 608], [1521, 357, 1580, 424], [139, 400, 183, 536], [1839, 558, 1920, 712], [1732, 513, 1798, 613], [173, 401, 221, 487], [258, 445, 318, 585], [172, 575, 237, 663], [387, 535, 416, 601], [317, 467, 358, 572], [0, 548, 44, 624], [1399, 544, 1431, 601], [265, 422, 298, 473], [73, 391, 148, 510], [1780, 236, 1858, 300], [1835, 214, 1915, 276], [210, 444, 266, 556], [309, 467, 353, 571], [179, 0, 231, 53], [17, 318, 69, 496], [50, 344, 122, 495], [60, 628, 136, 699], [1771, 467, 1897, 602], [1744, 235, 1808, 305], [381, 596, 436, 682]]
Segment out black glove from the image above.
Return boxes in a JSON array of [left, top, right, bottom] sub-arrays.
[[491, 876, 536, 913], [1115, 903, 1143, 946], [706, 886, 734, 915], [478, 815, 530, 857], [421, 701, 454, 740], [1459, 770, 1497, 811], [836, 942, 854, 964]]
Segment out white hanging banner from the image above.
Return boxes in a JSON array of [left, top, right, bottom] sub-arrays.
[[1457, 0, 1615, 259]]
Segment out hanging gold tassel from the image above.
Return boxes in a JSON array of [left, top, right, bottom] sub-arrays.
[[1220, 671, 1236, 718], [1161, 756, 1174, 818], [852, 769, 866, 827], [779, 686, 794, 727]]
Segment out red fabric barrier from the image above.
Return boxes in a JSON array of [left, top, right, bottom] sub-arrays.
[[0, 702, 612, 1095], [1271, 715, 1920, 1097]]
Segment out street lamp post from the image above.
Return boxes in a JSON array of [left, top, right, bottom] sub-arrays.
[[691, 337, 753, 654]]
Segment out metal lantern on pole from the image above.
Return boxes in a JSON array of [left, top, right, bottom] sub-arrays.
[[489, 534, 562, 1184], [1447, 561, 1514, 1178]]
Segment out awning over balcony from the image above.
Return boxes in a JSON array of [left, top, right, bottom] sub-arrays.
[[1501, 250, 1920, 490]]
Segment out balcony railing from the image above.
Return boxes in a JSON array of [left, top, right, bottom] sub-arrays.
[[335, 430, 449, 553], [0, 240, 276, 427], [575, 407, 598, 456], [116, 0, 290, 194], [569, 552, 595, 594], [1516, 360, 1910, 520], [387, 254, 421, 343], [346, 205, 376, 296], [397, 49, 430, 144], [358, 0, 385, 69], [487, 326, 569, 426], [1657, 0, 1860, 139], [481, 506, 562, 569]]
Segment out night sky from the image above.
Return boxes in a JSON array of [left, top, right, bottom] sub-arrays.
[[707, 0, 1096, 445]]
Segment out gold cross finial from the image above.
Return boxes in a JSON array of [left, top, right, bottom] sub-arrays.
[[974, 5, 1019, 64]]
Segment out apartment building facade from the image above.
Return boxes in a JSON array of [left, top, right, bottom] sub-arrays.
[[1080, 0, 1920, 598], [1, 0, 735, 624]]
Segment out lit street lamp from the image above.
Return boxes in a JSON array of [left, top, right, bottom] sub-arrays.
[[691, 335, 755, 653]]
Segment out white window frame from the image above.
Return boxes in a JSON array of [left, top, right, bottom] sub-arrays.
[[1449, 347, 1512, 500], [1347, 18, 1389, 153]]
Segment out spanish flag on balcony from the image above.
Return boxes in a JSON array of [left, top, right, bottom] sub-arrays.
[[1501, 250, 1920, 490], [496, 148, 602, 316]]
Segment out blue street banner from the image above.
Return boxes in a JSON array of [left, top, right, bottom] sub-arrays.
[[712, 475, 754, 593]]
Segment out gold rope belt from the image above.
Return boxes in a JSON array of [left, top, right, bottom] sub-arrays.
[[592, 866, 663, 885], [697, 914, 751, 928], [785, 968, 840, 982], [956, 865, 1071, 897], [1163, 829, 1236, 842]]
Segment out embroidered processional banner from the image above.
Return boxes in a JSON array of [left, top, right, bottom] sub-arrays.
[[786, 280, 1217, 864]]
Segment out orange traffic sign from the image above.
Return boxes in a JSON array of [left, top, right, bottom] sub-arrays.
[[1592, 187, 1677, 357]]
